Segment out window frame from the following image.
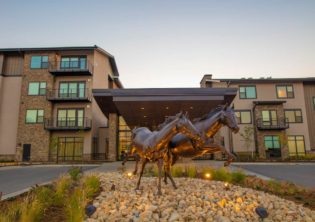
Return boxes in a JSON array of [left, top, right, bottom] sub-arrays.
[[57, 108, 85, 127], [288, 135, 306, 156], [25, 109, 44, 124], [264, 135, 281, 149], [234, 110, 252, 124], [30, 56, 49, 69], [239, 85, 257, 99], [276, 84, 294, 99], [284, 109, 303, 123], [58, 81, 86, 98], [313, 97, 315, 109], [60, 56, 87, 69], [27, 82, 47, 96]]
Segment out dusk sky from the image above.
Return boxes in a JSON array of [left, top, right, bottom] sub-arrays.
[[0, 0, 314, 87]]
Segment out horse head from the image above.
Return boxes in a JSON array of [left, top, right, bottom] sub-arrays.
[[219, 104, 239, 133]]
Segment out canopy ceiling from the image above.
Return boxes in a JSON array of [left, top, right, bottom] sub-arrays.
[[93, 88, 237, 128]]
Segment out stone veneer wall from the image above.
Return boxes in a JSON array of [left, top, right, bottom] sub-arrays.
[[253, 104, 288, 159], [16, 52, 54, 162], [108, 113, 118, 161]]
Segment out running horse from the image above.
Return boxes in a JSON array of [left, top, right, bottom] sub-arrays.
[[124, 105, 239, 192], [126, 112, 203, 195]]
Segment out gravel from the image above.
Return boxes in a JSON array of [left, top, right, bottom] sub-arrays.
[[85, 172, 315, 222]]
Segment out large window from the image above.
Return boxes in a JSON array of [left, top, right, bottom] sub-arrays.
[[60, 56, 87, 69], [57, 137, 83, 161], [57, 109, 84, 127], [264, 135, 280, 149], [288, 136, 305, 157], [30, 56, 48, 69], [59, 82, 85, 98], [276, 85, 294, 98], [235, 110, 251, 124], [313, 97, 315, 109], [28, 82, 46, 95], [261, 110, 277, 126], [26, 109, 44, 123], [239, 86, 256, 99], [285, 109, 302, 123], [118, 117, 132, 160]]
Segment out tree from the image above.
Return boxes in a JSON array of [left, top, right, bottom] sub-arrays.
[[239, 126, 255, 159]]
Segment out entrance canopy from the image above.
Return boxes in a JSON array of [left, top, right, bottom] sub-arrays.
[[93, 88, 237, 128]]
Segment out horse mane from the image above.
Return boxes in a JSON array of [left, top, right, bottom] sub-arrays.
[[193, 106, 223, 123], [157, 115, 177, 130]]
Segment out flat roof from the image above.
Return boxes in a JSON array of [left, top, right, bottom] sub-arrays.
[[93, 88, 237, 127], [0, 45, 120, 76], [201, 75, 315, 84]]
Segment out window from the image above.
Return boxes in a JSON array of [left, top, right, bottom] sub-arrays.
[[288, 136, 305, 156], [264, 136, 280, 149], [28, 82, 46, 95], [26, 109, 44, 123], [285, 109, 302, 123], [59, 82, 85, 98], [235, 110, 251, 124], [261, 110, 277, 126], [54, 137, 83, 161], [57, 109, 84, 127], [239, 86, 256, 99], [30, 56, 48, 69], [60, 56, 87, 69], [313, 97, 315, 109], [276, 85, 294, 98]]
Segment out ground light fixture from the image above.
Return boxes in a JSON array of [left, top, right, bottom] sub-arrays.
[[224, 182, 230, 190], [205, 173, 211, 179], [127, 172, 133, 178], [255, 207, 268, 221]]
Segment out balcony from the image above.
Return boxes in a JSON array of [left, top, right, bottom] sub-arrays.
[[44, 117, 92, 131], [49, 60, 93, 76], [256, 118, 289, 130], [47, 88, 92, 102]]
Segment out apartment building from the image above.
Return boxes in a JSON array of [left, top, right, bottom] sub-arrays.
[[0, 46, 122, 162], [200, 75, 315, 159]]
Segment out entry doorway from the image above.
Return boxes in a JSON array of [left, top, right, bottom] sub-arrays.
[[22, 144, 31, 161]]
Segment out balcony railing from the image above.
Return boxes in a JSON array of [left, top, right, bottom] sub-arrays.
[[256, 118, 289, 130], [44, 117, 92, 131], [46, 88, 92, 102], [48, 60, 93, 76]]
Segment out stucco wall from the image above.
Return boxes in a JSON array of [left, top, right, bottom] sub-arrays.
[[0, 77, 22, 156]]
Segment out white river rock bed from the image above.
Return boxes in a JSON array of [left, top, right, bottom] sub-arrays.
[[86, 172, 315, 222]]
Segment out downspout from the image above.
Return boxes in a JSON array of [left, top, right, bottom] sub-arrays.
[[252, 103, 259, 156]]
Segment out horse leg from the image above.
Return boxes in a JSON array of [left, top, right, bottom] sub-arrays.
[[164, 170, 168, 184], [165, 164, 177, 189], [133, 157, 139, 175], [157, 159, 163, 195], [209, 142, 236, 166], [136, 158, 148, 190]]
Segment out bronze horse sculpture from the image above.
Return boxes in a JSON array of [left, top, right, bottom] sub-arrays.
[[125, 112, 202, 195], [123, 105, 239, 195]]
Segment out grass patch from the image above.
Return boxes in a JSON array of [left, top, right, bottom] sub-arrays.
[[0, 171, 101, 222]]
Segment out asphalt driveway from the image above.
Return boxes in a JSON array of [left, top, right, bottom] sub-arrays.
[[233, 163, 315, 188], [0, 165, 98, 199]]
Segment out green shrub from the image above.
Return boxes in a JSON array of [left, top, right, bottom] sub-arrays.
[[231, 171, 246, 184], [68, 166, 82, 181], [186, 165, 197, 178], [65, 188, 85, 222], [0, 202, 21, 222], [83, 175, 101, 199], [55, 176, 72, 205], [211, 167, 232, 182], [171, 165, 184, 177]]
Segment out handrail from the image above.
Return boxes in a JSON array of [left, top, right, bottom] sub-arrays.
[[44, 117, 92, 129]]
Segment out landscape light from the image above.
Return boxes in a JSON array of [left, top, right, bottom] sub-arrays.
[[224, 182, 230, 190], [127, 172, 133, 178], [205, 173, 211, 179]]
